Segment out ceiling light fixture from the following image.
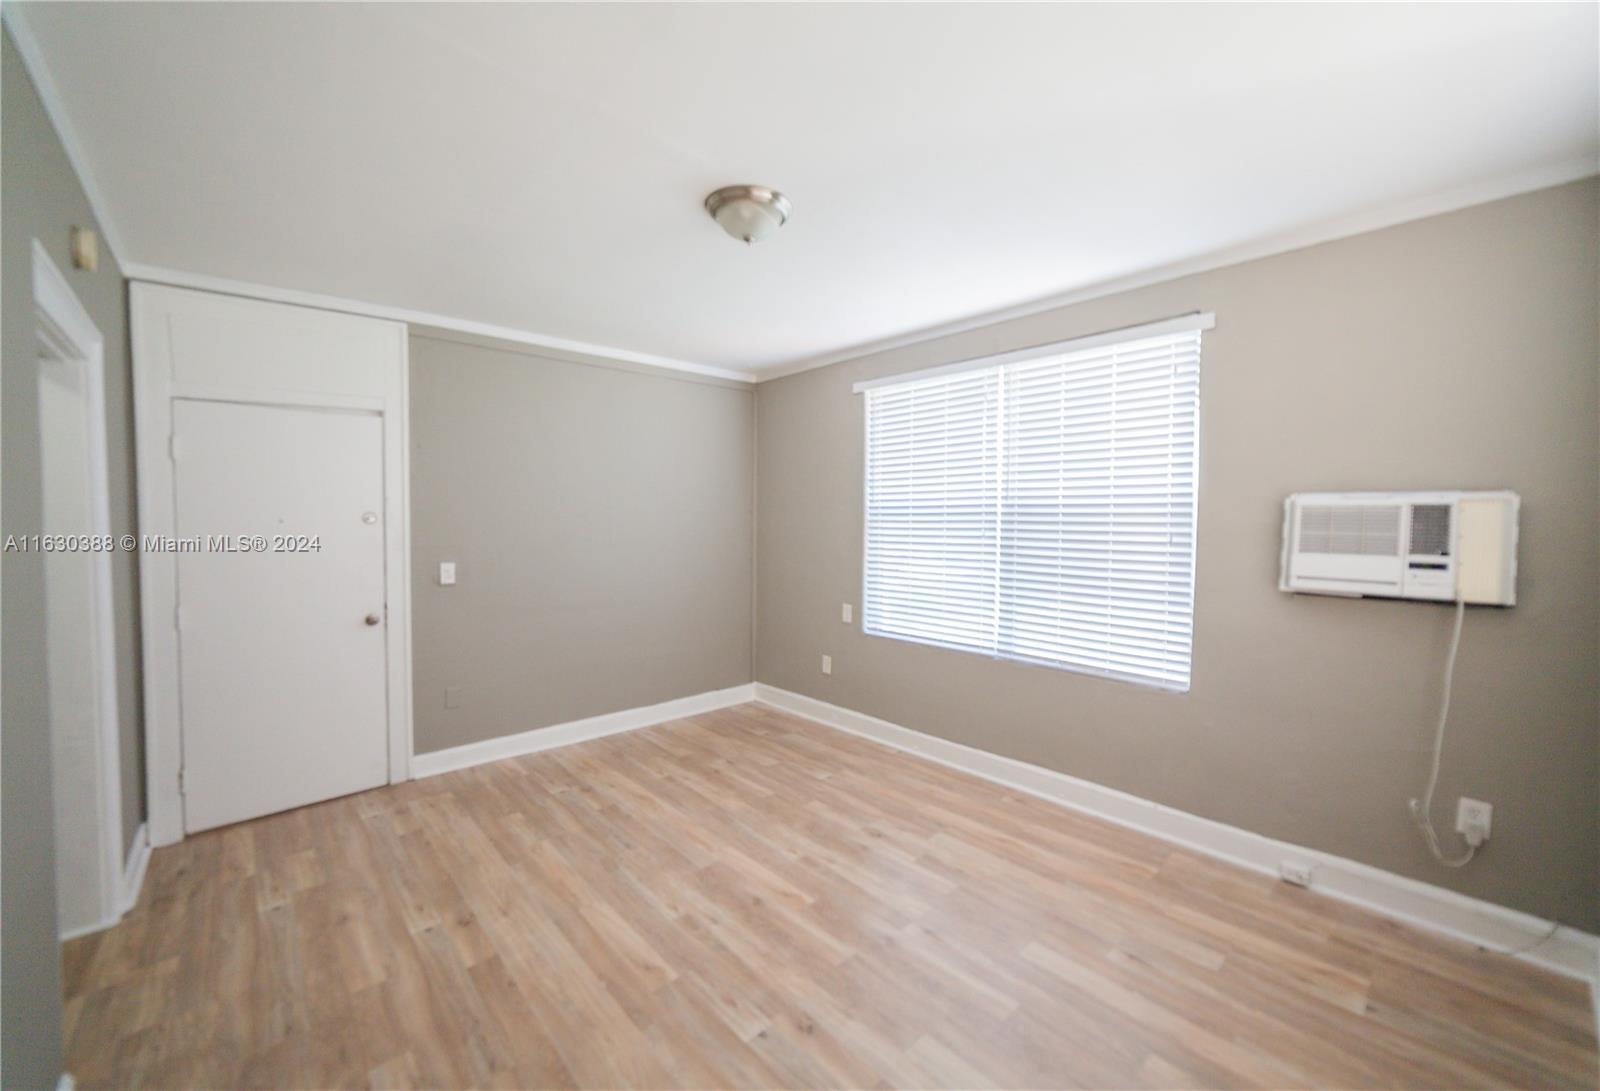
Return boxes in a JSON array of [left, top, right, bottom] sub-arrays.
[[704, 185, 792, 244]]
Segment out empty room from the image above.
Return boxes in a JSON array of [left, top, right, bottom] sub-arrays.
[[2, 3, 1597, 1089]]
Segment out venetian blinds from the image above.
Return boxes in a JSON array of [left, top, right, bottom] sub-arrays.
[[861, 315, 1207, 691]]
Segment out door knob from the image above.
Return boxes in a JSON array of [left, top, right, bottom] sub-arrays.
[[365, 613, 381, 626]]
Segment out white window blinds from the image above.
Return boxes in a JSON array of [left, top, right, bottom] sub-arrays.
[[862, 317, 1205, 691]]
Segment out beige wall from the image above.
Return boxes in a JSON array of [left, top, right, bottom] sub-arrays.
[[2, 27, 146, 1088], [755, 179, 1600, 930], [409, 331, 754, 754]]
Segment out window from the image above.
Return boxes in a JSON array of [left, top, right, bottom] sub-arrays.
[[860, 314, 1208, 691]]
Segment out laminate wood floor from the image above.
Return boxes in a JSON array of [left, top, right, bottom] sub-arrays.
[[63, 703, 1597, 1089]]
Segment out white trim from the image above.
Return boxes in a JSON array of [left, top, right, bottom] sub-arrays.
[[851, 311, 1214, 394], [58, 919, 118, 944], [762, 157, 1600, 382], [129, 288, 175, 845], [59, 821, 152, 941], [132, 284, 414, 846], [3, 6, 129, 263], [122, 263, 759, 386], [33, 240, 125, 941], [119, 822, 151, 916], [411, 684, 758, 779], [57, 821, 151, 941], [31, 241, 100, 349], [752, 683, 1600, 984], [392, 338, 417, 783]]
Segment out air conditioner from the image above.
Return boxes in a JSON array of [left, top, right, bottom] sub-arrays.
[[1279, 491, 1519, 606]]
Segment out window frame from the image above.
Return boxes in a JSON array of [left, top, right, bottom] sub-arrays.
[[856, 312, 1211, 693]]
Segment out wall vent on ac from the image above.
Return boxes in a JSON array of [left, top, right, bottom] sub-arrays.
[[1279, 492, 1518, 605]]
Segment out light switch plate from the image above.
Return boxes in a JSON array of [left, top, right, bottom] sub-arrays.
[[444, 686, 462, 709], [439, 561, 457, 585], [821, 654, 832, 675], [841, 603, 853, 624]]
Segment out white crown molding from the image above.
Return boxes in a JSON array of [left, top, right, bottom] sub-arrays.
[[9, 1, 745, 387], [4, 4, 737, 385], [755, 156, 1600, 382], [120, 160, 1600, 387], [11, 0, 1593, 388], [8, 0, 752, 384], [753, 683, 1600, 986], [410, 683, 758, 779], [3, 3, 130, 263], [121, 262, 759, 383]]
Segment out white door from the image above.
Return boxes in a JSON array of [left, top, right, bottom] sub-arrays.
[[172, 398, 389, 832], [39, 352, 120, 935]]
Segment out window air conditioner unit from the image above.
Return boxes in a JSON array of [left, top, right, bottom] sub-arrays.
[[1279, 491, 1518, 606]]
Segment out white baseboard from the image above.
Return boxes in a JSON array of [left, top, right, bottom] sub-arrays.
[[120, 821, 151, 915], [59, 823, 152, 942], [753, 683, 1600, 985], [58, 917, 117, 943], [410, 684, 758, 779]]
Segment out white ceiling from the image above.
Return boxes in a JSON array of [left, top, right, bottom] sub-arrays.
[[12, 3, 1598, 379]]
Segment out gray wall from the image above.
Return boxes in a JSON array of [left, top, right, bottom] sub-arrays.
[[410, 331, 753, 754], [756, 179, 1600, 930], [2, 26, 145, 1089]]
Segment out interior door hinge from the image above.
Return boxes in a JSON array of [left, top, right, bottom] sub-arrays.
[[169, 432, 181, 461], [174, 604, 184, 631], [178, 767, 185, 794]]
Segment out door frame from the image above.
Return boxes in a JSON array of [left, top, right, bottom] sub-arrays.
[[32, 239, 125, 932], [132, 283, 414, 846]]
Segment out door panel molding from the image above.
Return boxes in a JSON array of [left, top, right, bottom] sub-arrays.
[[132, 283, 413, 846]]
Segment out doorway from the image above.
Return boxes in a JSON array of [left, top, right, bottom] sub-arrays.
[[32, 240, 123, 939], [131, 282, 413, 846]]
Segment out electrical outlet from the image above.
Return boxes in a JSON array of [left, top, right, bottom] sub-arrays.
[[821, 654, 832, 675], [841, 603, 853, 624], [1455, 797, 1492, 845], [1278, 860, 1314, 888]]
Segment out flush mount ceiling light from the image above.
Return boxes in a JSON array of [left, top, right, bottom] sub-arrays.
[[704, 185, 792, 244]]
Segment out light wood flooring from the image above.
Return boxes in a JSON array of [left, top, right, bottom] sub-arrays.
[[64, 703, 1597, 1089]]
